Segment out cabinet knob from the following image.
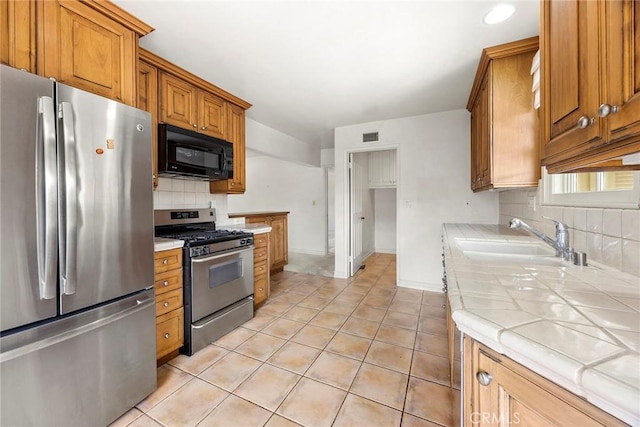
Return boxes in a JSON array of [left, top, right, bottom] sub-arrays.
[[577, 115, 595, 129], [201, 126, 207, 130], [476, 371, 493, 386], [163, 281, 169, 286], [259, 288, 264, 291], [163, 301, 170, 307], [193, 124, 197, 128], [164, 333, 170, 339], [162, 259, 168, 265], [597, 103, 619, 118]]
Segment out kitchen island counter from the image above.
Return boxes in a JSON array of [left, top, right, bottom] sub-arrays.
[[443, 223, 639, 425]]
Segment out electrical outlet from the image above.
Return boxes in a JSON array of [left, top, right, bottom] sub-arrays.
[[528, 196, 537, 212]]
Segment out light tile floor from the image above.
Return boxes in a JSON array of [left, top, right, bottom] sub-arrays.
[[112, 254, 457, 427]]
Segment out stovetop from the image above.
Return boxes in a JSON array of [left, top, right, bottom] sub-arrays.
[[156, 227, 253, 246]]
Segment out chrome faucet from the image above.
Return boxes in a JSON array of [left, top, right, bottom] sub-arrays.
[[509, 217, 573, 260]]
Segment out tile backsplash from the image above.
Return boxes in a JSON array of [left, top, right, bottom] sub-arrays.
[[499, 188, 640, 277], [154, 177, 231, 223]]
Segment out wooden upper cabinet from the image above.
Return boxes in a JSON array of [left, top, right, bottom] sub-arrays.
[[137, 59, 158, 189], [159, 71, 198, 130], [467, 37, 540, 192], [1, 0, 36, 72], [210, 103, 246, 193], [541, 0, 640, 172], [199, 91, 227, 139], [37, 1, 152, 106]]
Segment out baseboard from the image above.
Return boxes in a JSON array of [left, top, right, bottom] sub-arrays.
[[397, 279, 443, 293], [374, 248, 397, 254]]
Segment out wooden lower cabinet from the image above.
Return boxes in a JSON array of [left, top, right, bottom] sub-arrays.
[[253, 232, 270, 307], [154, 248, 184, 360], [230, 212, 289, 275], [463, 337, 626, 426]]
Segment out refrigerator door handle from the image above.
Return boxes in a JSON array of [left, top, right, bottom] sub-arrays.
[[58, 102, 78, 296], [36, 96, 58, 300]]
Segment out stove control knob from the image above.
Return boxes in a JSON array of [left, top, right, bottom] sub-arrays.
[[246, 238, 253, 245], [203, 247, 210, 255], [240, 239, 246, 245]]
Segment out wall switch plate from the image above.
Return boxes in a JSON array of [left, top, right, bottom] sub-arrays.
[[528, 195, 537, 211]]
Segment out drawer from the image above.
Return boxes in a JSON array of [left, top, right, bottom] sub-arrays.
[[254, 260, 268, 276], [156, 288, 183, 317], [154, 248, 182, 273], [254, 274, 268, 306], [156, 307, 184, 359], [254, 247, 268, 262], [154, 269, 182, 295], [254, 233, 268, 249]]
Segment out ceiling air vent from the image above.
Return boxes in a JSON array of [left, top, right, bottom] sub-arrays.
[[362, 131, 379, 143]]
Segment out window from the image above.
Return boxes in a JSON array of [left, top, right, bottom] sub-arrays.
[[542, 169, 640, 208]]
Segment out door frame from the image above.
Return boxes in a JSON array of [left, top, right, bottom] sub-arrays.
[[342, 145, 399, 278]]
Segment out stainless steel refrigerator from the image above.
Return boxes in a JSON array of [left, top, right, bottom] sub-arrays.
[[0, 64, 156, 426]]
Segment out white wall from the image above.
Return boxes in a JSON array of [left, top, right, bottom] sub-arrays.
[[334, 109, 499, 290], [246, 118, 320, 166], [228, 155, 326, 255], [374, 188, 396, 253]]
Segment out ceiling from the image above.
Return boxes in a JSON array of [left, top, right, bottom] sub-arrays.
[[115, 0, 539, 150]]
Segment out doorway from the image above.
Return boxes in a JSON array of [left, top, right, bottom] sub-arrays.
[[326, 167, 335, 254]]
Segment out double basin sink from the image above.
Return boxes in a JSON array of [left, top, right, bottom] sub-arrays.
[[455, 239, 562, 266]]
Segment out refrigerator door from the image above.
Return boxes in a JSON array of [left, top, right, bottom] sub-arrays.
[[56, 83, 154, 314], [0, 65, 58, 332], [0, 288, 157, 426]]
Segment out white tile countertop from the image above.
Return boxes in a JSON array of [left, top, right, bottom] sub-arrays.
[[154, 237, 185, 252], [217, 222, 272, 234], [443, 223, 640, 425]]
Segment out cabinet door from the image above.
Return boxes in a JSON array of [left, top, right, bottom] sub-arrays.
[[211, 103, 246, 193], [137, 60, 158, 189], [542, 0, 602, 162], [478, 75, 491, 187], [470, 91, 482, 190], [1, 0, 36, 72], [159, 72, 198, 130], [605, 0, 640, 143], [199, 90, 227, 139], [38, 0, 137, 105], [270, 215, 288, 270]]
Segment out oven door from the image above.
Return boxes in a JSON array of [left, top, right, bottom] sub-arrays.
[[190, 246, 254, 323]]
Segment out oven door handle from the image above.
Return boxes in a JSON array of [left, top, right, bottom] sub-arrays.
[[191, 247, 252, 264]]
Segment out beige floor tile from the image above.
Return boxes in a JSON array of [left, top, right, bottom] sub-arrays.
[[259, 301, 295, 317], [290, 324, 336, 349], [214, 327, 256, 350], [325, 332, 372, 360], [343, 284, 372, 295], [136, 364, 193, 412], [350, 363, 408, 410], [305, 351, 361, 390], [272, 291, 308, 305], [261, 318, 306, 340], [401, 413, 443, 427], [341, 317, 381, 339], [333, 394, 402, 427], [388, 300, 422, 316], [234, 364, 301, 411], [290, 283, 321, 295], [264, 414, 303, 427], [405, 377, 453, 426], [420, 304, 446, 320], [198, 352, 262, 392], [417, 317, 447, 337], [394, 288, 425, 303], [361, 296, 393, 310], [126, 414, 163, 427], [364, 341, 413, 374], [411, 351, 451, 387], [383, 311, 419, 330], [415, 332, 448, 358], [282, 306, 320, 323], [375, 324, 417, 349], [242, 313, 278, 331], [276, 378, 347, 427], [109, 407, 143, 427], [197, 395, 272, 427], [147, 378, 228, 427], [422, 292, 446, 308], [309, 311, 349, 330], [352, 305, 387, 323], [315, 287, 342, 299], [298, 295, 332, 310], [334, 291, 365, 303], [368, 288, 395, 299], [323, 300, 359, 315], [267, 341, 321, 374], [168, 345, 228, 375], [234, 332, 287, 361]]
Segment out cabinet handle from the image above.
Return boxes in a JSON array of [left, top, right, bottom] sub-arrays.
[[597, 103, 619, 118], [163, 301, 170, 307], [162, 259, 168, 265], [163, 281, 169, 286], [201, 126, 207, 130], [577, 116, 595, 129], [193, 124, 197, 128], [476, 371, 493, 386], [164, 333, 170, 339], [259, 287, 264, 291]]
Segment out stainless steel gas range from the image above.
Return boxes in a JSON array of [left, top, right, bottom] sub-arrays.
[[154, 209, 254, 356]]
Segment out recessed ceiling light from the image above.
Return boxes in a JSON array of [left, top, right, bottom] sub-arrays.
[[483, 4, 515, 25]]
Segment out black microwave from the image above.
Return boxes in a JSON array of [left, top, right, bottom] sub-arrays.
[[157, 124, 233, 181]]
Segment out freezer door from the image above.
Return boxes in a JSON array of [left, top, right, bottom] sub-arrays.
[[0, 289, 157, 426], [56, 83, 154, 314], [0, 65, 58, 332]]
